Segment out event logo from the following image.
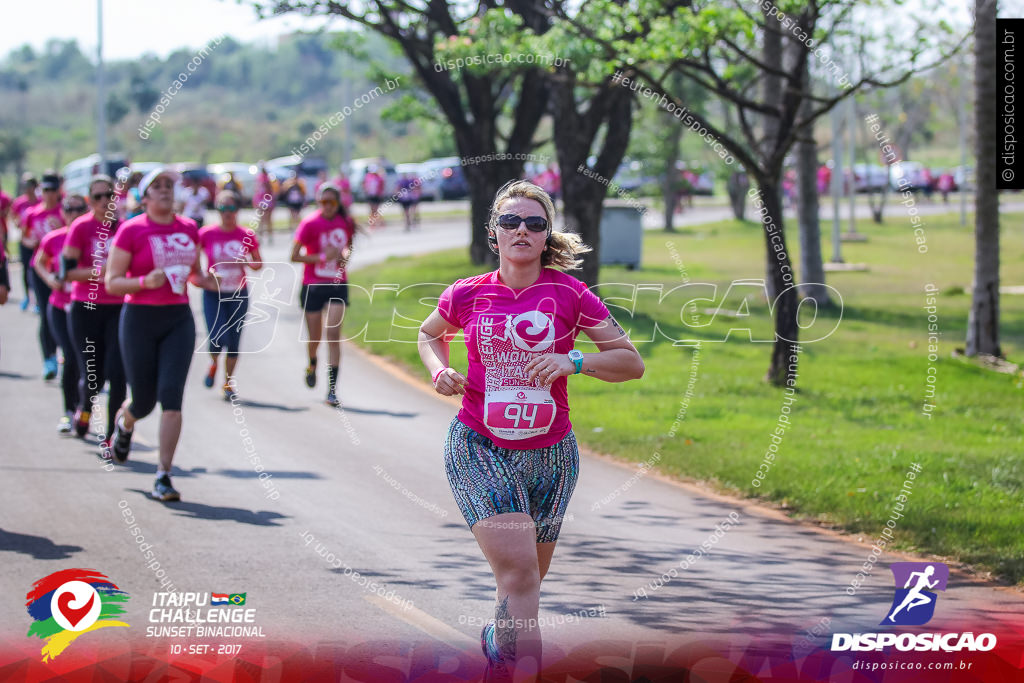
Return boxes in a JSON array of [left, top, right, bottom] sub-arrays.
[[831, 561, 996, 653], [883, 562, 948, 626], [506, 311, 555, 352], [25, 569, 130, 662]]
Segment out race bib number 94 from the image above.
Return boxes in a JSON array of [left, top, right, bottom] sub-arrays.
[[484, 388, 556, 440]]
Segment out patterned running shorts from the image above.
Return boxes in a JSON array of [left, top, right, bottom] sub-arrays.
[[444, 417, 579, 543]]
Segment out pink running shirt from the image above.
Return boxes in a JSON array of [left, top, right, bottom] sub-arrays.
[[199, 225, 259, 293], [35, 227, 71, 309], [111, 214, 199, 306], [437, 268, 610, 449], [64, 213, 124, 305], [293, 210, 355, 285]]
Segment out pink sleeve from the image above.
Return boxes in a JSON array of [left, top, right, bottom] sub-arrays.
[[294, 218, 310, 247], [64, 219, 85, 252], [577, 280, 611, 329], [437, 283, 460, 328], [111, 222, 134, 253]]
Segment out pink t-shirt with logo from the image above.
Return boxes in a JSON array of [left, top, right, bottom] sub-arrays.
[[0, 191, 11, 235], [23, 204, 64, 248], [437, 268, 610, 449], [111, 214, 199, 306], [293, 211, 355, 285], [35, 227, 71, 309], [12, 195, 40, 228], [64, 213, 124, 306], [199, 225, 259, 293]]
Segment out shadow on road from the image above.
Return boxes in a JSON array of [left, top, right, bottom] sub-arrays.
[[230, 398, 309, 413], [213, 469, 322, 480], [338, 405, 418, 418], [124, 490, 288, 526], [0, 527, 84, 560], [0, 371, 31, 380]]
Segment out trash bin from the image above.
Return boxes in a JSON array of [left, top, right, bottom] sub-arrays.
[[599, 204, 643, 269]]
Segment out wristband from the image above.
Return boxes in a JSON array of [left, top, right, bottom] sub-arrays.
[[319, 253, 327, 265], [431, 367, 448, 384], [138, 276, 146, 290]]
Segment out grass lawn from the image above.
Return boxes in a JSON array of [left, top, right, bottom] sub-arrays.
[[344, 209, 1024, 585]]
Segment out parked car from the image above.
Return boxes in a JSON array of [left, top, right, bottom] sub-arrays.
[[852, 164, 890, 193], [348, 157, 398, 201], [414, 157, 463, 201], [953, 165, 974, 191], [439, 163, 469, 200], [208, 162, 258, 204], [62, 154, 130, 196], [889, 161, 927, 191], [171, 163, 218, 208], [267, 154, 329, 203]]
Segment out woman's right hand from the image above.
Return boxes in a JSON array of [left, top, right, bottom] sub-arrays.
[[143, 269, 166, 289], [433, 368, 467, 396]]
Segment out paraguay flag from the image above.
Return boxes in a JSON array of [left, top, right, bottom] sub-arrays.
[[25, 569, 130, 662], [211, 593, 230, 605]]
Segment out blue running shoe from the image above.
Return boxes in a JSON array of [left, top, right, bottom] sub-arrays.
[[480, 620, 511, 681], [20, 298, 29, 312], [43, 356, 58, 380]]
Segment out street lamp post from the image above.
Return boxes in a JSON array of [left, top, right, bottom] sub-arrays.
[[96, 0, 106, 167]]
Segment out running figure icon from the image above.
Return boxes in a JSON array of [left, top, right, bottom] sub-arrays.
[[887, 565, 939, 622]]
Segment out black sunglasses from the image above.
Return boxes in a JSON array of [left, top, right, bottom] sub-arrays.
[[496, 214, 548, 232], [92, 192, 114, 200], [65, 205, 87, 213]]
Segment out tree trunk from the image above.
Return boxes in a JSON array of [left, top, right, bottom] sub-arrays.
[[967, 0, 1001, 356], [727, 172, 749, 220], [662, 123, 683, 231], [552, 79, 634, 288], [465, 170, 500, 266], [866, 181, 889, 223], [796, 101, 831, 305], [756, 178, 800, 386]]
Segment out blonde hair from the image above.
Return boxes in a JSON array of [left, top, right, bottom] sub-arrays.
[[488, 179, 591, 270]]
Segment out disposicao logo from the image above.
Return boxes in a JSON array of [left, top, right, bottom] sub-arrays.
[[831, 562, 997, 653], [25, 569, 130, 661], [883, 562, 947, 626]]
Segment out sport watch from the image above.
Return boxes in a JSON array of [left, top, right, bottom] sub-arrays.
[[568, 349, 584, 374]]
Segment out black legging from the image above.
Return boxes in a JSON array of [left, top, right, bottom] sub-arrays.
[[46, 303, 79, 414], [30, 266, 57, 359], [69, 301, 127, 440], [18, 243, 33, 304], [119, 304, 195, 419]]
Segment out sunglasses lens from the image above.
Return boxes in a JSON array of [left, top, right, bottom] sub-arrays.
[[498, 214, 547, 232], [218, 206, 238, 212], [92, 193, 113, 200]]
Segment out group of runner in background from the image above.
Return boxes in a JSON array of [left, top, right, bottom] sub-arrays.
[[0, 167, 358, 502]]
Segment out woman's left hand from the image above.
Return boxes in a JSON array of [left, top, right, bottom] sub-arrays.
[[525, 354, 575, 388]]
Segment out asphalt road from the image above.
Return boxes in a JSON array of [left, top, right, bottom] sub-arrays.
[[1, 212, 1021, 672]]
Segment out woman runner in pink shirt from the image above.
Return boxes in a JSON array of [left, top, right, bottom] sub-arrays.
[[62, 175, 128, 449], [418, 180, 644, 681], [33, 198, 86, 432], [197, 190, 263, 399], [105, 167, 215, 502], [290, 183, 357, 407], [24, 174, 65, 379]]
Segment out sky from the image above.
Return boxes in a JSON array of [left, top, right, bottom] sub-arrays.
[[5, 0, 343, 61], [0, 0, 1013, 63]]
